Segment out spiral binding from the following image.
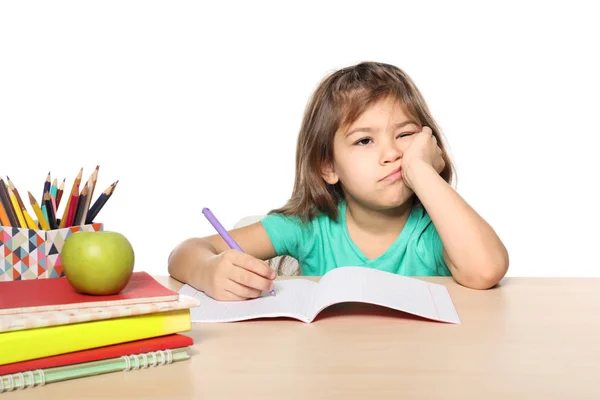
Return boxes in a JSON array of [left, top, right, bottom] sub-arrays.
[[0, 369, 45, 393], [122, 349, 173, 371], [0, 349, 174, 392]]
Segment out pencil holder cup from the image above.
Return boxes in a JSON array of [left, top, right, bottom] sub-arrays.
[[0, 222, 104, 281]]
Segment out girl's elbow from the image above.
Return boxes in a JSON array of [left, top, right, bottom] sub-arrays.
[[482, 255, 509, 288], [478, 263, 508, 289], [458, 252, 509, 290]]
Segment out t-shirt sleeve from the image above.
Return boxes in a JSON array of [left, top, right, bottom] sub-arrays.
[[260, 212, 304, 259], [415, 213, 452, 276]]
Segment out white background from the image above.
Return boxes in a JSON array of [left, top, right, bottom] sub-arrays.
[[1, 1, 599, 277]]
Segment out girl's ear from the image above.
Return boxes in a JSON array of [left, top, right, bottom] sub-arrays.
[[321, 162, 339, 185]]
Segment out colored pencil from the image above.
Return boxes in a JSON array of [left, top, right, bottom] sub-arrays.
[[50, 178, 57, 195], [42, 172, 51, 200], [41, 172, 51, 224], [0, 168, 117, 229], [66, 193, 79, 228], [74, 180, 87, 226], [6, 177, 37, 228], [51, 194, 57, 216], [0, 178, 18, 227], [44, 192, 57, 229], [59, 168, 82, 228], [41, 203, 49, 226], [8, 188, 26, 228], [72, 184, 89, 227], [4, 180, 21, 228], [204, 207, 275, 297], [28, 191, 50, 230], [110, 180, 118, 196], [7, 186, 26, 228], [78, 181, 94, 225], [6, 178, 33, 228], [22, 209, 38, 229], [85, 181, 117, 224], [7, 190, 30, 228], [85, 182, 111, 222], [56, 178, 65, 209], [87, 165, 99, 203], [50, 178, 58, 213], [6, 177, 26, 212], [0, 198, 10, 226]]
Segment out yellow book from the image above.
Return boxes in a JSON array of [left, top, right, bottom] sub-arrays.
[[0, 308, 191, 365]]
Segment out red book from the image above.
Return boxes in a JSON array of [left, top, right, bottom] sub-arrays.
[[0, 333, 193, 375], [0, 272, 178, 315]]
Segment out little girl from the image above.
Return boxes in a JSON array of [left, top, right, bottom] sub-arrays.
[[168, 61, 509, 301]]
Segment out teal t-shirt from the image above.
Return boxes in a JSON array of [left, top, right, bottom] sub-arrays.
[[260, 201, 451, 277]]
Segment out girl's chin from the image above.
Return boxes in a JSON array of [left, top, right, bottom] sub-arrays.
[[344, 184, 414, 208], [383, 191, 415, 208]]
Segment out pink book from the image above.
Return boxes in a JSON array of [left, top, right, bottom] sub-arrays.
[[0, 294, 200, 333], [0, 271, 178, 315]]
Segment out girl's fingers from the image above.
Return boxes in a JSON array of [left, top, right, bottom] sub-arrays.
[[220, 290, 248, 301], [225, 278, 263, 299]]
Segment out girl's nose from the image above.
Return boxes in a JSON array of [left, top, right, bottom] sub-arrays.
[[380, 141, 402, 165]]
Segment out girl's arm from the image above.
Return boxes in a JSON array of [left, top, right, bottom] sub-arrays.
[[406, 162, 509, 289], [167, 222, 278, 300]]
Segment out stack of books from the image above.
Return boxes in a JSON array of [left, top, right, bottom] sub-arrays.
[[0, 272, 200, 393]]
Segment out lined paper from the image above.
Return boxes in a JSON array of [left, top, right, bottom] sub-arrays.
[[179, 266, 460, 324]]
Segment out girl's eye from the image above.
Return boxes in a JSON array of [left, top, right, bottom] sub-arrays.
[[397, 132, 416, 139], [354, 138, 372, 146]]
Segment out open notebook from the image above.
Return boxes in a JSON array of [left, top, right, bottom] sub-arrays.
[[179, 266, 461, 324]]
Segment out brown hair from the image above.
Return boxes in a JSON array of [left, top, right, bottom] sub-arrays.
[[270, 61, 455, 222]]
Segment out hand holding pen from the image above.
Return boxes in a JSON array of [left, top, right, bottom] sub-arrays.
[[201, 207, 276, 300]]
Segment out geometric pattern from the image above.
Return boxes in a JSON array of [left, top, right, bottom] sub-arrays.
[[0, 223, 103, 282]]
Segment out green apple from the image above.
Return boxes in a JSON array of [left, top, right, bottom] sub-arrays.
[[61, 231, 135, 295]]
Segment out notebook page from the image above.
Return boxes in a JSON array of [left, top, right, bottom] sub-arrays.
[[312, 266, 460, 323], [179, 279, 319, 323]]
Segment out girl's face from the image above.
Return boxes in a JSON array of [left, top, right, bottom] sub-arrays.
[[322, 96, 421, 211]]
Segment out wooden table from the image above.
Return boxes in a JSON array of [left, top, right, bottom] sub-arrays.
[[4, 275, 600, 399]]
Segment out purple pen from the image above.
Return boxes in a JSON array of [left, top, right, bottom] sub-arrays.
[[202, 207, 276, 296]]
